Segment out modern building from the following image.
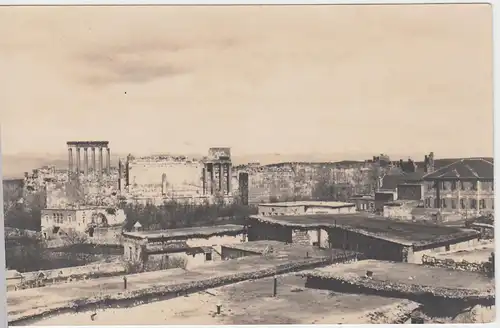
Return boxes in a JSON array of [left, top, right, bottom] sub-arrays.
[[247, 212, 480, 263], [122, 224, 247, 270], [40, 207, 126, 239], [422, 158, 494, 216], [349, 194, 375, 212]]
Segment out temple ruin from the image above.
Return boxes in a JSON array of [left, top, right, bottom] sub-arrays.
[[67, 141, 111, 178]]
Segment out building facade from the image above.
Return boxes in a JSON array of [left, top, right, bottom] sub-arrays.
[[247, 213, 480, 263], [41, 207, 126, 239], [423, 158, 494, 217], [122, 225, 246, 270]]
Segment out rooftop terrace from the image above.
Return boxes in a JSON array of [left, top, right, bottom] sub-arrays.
[[24, 275, 420, 325], [7, 253, 337, 324]]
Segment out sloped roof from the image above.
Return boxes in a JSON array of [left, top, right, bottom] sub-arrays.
[[381, 172, 425, 190], [423, 158, 494, 180]]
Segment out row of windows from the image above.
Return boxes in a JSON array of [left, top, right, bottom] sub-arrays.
[[426, 198, 494, 210], [47, 213, 76, 224], [437, 180, 494, 192]]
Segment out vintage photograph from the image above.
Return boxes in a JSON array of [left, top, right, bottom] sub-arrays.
[[0, 3, 495, 325]]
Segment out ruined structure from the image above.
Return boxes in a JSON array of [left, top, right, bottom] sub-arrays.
[[123, 147, 234, 204], [234, 161, 371, 205], [67, 141, 111, 178], [203, 147, 232, 196], [41, 207, 126, 239]]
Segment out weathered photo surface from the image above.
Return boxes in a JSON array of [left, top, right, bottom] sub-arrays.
[[0, 4, 495, 325]]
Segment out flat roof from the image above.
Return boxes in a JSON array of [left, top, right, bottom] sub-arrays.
[[259, 201, 355, 208], [298, 260, 494, 297], [21, 275, 420, 325], [123, 224, 245, 240], [222, 240, 360, 260], [7, 253, 344, 324], [249, 213, 480, 246]]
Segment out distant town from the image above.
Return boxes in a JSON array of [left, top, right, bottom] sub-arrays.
[[2, 141, 495, 324]]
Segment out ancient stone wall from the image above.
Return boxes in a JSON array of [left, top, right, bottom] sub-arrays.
[[126, 156, 205, 199], [235, 162, 371, 205]]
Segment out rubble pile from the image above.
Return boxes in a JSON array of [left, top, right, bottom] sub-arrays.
[[422, 254, 490, 273]]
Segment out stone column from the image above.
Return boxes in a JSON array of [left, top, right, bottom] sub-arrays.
[[106, 148, 111, 174], [91, 148, 96, 175], [202, 166, 207, 195], [83, 148, 89, 176], [219, 163, 223, 192], [99, 147, 104, 176], [227, 164, 232, 194], [76, 147, 81, 174], [68, 147, 73, 174], [210, 163, 214, 195]]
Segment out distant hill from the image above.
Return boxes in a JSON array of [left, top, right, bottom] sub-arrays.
[[2, 152, 492, 179], [1, 153, 124, 179]]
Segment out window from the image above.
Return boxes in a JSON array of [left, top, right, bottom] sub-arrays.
[[460, 199, 466, 209], [440, 199, 446, 208], [470, 199, 477, 209], [451, 199, 457, 209], [425, 198, 430, 207], [441, 181, 447, 190], [480, 199, 486, 209], [472, 181, 478, 191], [460, 181, 465, 190], [205, 252, 213, 261], [129, 247, 133, 260], [451, 181, 457, 190]]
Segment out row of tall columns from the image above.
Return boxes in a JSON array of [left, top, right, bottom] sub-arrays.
[[203, 162, 232, 195], [68, 146, 111, 176]]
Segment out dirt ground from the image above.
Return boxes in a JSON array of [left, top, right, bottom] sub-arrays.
[[29, 275, 420, 325], [307, 260, 494, 291]]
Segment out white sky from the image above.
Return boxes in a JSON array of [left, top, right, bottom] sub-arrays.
[[0, 4, 493, 158]]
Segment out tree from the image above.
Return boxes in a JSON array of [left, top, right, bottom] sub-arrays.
[[5, 236, 48, 272], [121, 199, 257, 231], [485, 252, 494, 278], [4, 190, 45, 231], [63, 229, 89, 246]]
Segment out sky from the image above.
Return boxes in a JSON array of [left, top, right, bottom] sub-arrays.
[[0, 4, 494, 159]]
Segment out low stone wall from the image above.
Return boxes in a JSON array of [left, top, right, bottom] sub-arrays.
[[422, 254, 490, 273]]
